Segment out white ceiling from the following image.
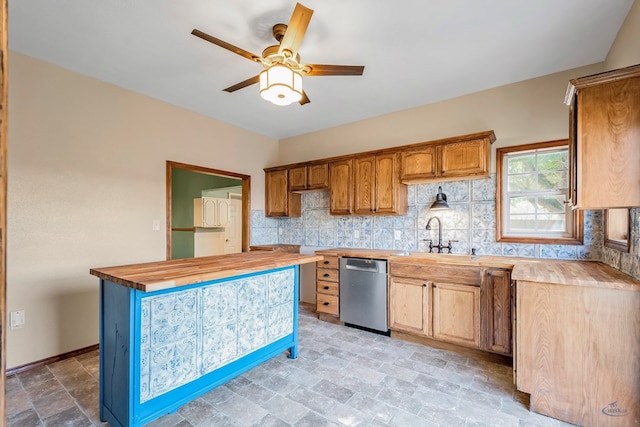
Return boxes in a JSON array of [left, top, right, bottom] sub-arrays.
[[8, 1, 634, 139]]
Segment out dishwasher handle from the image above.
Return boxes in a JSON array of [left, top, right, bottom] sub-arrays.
[[341, 257, 387, 273]]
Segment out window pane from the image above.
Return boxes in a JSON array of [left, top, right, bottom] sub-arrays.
[[508, 155, 535, 174], [537, 151, 568, 171], [508, 174, 536, 192], [510, 214, 536, 232], [537, 214, 566, 232], [537, 195, 566, 213], [510, 196, 536, 213], [538, 171, 568, 190]]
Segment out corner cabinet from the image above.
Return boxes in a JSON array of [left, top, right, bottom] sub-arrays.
[[265, 169, 301, 217], [400, 131, 495, 183], [353, 154, 407, 215], [566, 64, 640, 209]]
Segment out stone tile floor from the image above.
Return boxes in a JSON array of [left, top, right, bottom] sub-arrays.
[[6, 304, 574, 426]]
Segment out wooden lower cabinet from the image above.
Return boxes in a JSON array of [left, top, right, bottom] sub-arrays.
[[480, 268, 512, 355], [389, 277, 429, 335], [316, 256, 339, 317], [432, 282, 480, 348], [516, 280, 640, 427], [389, 262, 484, 351]]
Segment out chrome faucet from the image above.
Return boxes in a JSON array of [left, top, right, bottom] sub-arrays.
[[424, 216, 457, 253]]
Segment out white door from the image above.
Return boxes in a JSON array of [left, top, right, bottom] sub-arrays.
[[224, 199, 242, 254]]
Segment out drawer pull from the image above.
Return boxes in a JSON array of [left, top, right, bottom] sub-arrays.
[[323, 286, 330, 290], [323, 260, 330, 264], [323, 301, 331, 306], [323, 273, 330, 278]]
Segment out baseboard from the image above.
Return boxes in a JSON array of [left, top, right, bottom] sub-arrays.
[[6, 344, 99, 377]]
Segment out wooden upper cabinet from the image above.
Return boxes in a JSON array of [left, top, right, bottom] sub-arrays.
[[400, 146, 437, 181], [307, 163, 329, 190], [480, 268, 512, 356], [400, 131, 494, 183], [566, 64, 640, 209], [353, 154, 407, 215], [440, 139, 489, 178], [329, 160, 353, 215], [288, 163, 329, 191], [288, 166, 307, 191], [265, 169, 301, 217]]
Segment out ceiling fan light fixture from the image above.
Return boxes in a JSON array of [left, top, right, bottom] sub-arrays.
[[259, 64, 303, 106]]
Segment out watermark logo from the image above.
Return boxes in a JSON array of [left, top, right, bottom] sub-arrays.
[[602, 401, 628, 417]]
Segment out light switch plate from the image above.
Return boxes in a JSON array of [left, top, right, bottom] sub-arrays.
[[10, 310, 25, 329]]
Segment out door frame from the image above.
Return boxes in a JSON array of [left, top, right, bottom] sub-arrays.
[[166, 161, 251, 260]]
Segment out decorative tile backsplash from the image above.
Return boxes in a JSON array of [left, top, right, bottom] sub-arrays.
[[251, 176, 640, 279]]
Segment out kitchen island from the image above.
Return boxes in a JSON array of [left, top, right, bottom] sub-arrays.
[[90, 251, 322, 427]]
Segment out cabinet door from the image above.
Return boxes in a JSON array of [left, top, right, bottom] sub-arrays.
[[574, 76, 640, 208], [389, 277, 429, 335], [353, 156, 376, 214], [216, 198, 230, 227], [439, 139, 488, 178], [399, 146, 437, 181], [432, 282, 480, 348], [265, 170, 301, 217], [203, 198, 218, 226], [480, 268, 512, 355], [375, 153, 405, 214], [329, 160, 353, 215], [289, 166, 307, 191], [307, 164, 329, 190]]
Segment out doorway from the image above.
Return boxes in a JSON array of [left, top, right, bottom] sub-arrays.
[[166, 161, 251, 260]]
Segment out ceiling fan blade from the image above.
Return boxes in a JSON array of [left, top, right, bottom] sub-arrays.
[[304, 64, 365, 76], [223, 75, 260, 93], [191, 29, 261, 62], [278, 3, 313, 57], [299, 91, 310, 105]]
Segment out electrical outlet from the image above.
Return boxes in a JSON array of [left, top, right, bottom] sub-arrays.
[[354, 230, 360, 239], [10, 310, 25, 329], [394, 230, 402, 240], [152, 220, 160, 231]]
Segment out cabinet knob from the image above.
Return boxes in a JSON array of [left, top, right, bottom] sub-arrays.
[[323, 273, 330, 278], [323, 286, 330, 290], [323, 302, 330, 306], [487, 272, 492, 276], [433, 284, 437, 288], [423, 283, 427, 287], [323, 260, 330, 264]]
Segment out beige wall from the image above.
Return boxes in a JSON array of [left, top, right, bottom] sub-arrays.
[[605, 0, 640, 70], [277, 63, 604, 169], [7, 52, 278, 368]]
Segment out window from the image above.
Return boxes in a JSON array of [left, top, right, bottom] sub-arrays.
[[496, 140, 583, 244], [604, 209, 630, 252]]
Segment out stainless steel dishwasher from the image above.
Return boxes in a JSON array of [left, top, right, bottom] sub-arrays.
[[339, 257, 389, 334]]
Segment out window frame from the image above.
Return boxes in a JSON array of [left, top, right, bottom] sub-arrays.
[[496, 140, 583, 245]]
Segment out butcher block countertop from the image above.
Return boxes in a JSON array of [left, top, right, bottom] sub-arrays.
[[90, 251, 323, 292], [511, 259, 640, 292]]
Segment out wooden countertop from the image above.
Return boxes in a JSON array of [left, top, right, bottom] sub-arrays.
[[90, 252, 323, 293], [512, 260, 640, 292], [316, 248, 525, 269], [250, 244, 301, 253]]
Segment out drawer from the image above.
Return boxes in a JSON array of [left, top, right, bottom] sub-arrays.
[[316, 268, 339, 282], [317, 281, 339, 295], [317, 256, 339, 269], [317, 294, 339, 316], [390, 263, 481, 286]]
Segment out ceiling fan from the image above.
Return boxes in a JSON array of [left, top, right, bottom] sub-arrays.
[[191, 3, 365, 106]]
